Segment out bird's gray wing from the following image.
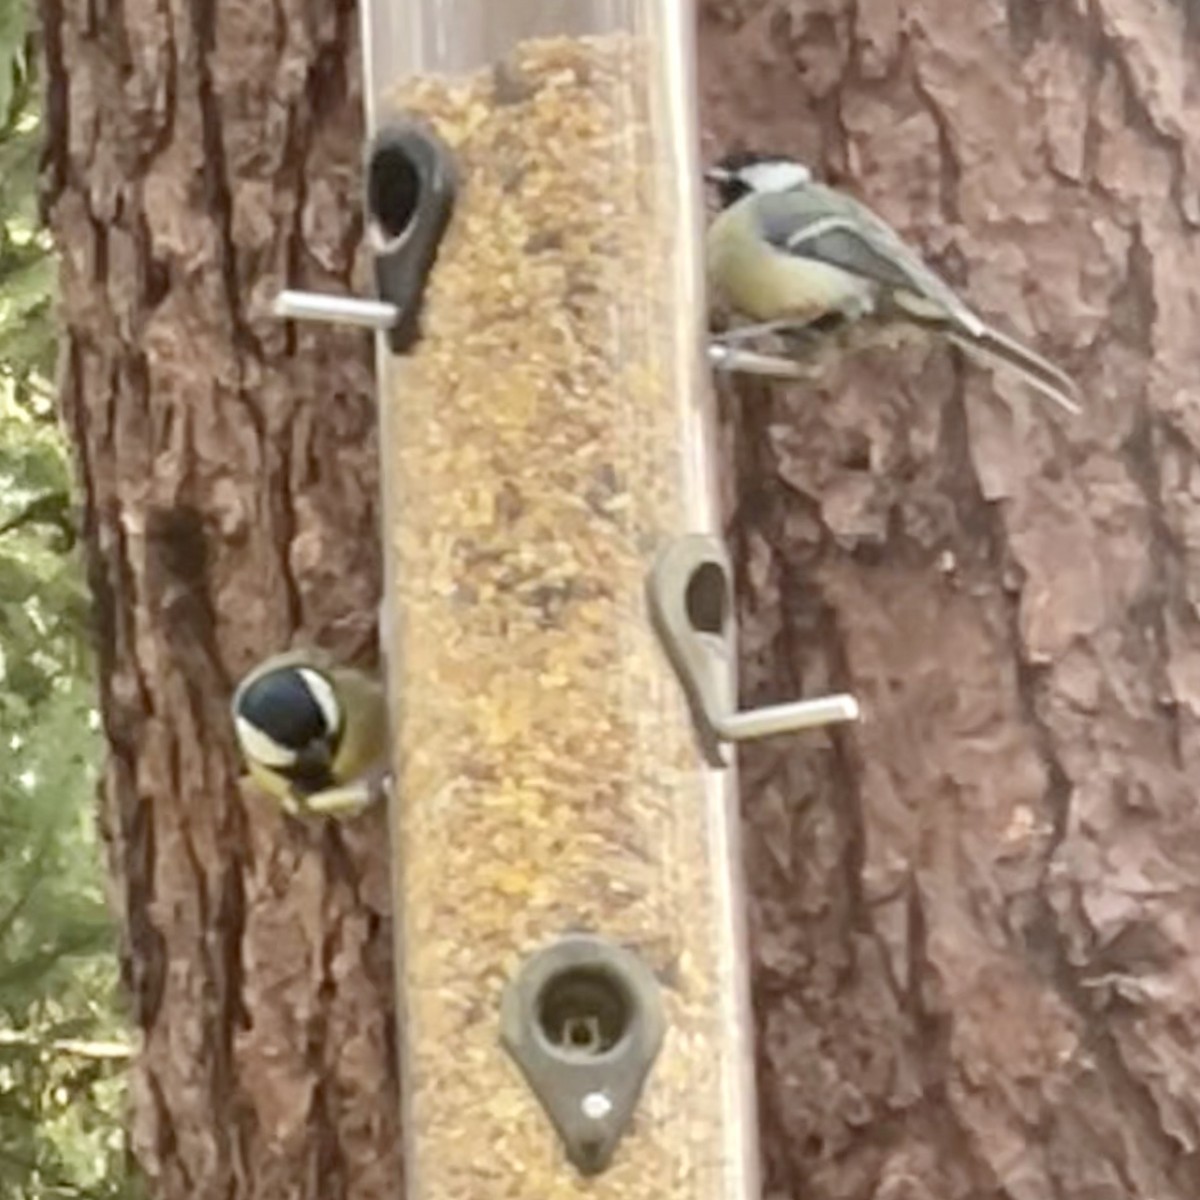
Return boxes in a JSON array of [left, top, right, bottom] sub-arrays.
[[755, 187, 985, 336]]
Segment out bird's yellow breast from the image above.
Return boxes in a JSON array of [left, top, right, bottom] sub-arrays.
[[706, 203, 873, 324]]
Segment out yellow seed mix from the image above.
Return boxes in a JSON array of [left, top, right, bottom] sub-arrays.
[[383, 34, 754, 1200]]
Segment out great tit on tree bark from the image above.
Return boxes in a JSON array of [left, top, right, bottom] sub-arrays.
[[705, 151, 1080, 415], [231, 650, 390, 818]]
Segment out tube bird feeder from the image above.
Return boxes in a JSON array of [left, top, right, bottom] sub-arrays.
[[275, 0, 858, 1194]]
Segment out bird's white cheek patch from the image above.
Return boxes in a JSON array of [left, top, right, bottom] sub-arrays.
[[235, 717, 298, 769], [298, 668, 341, 736], [741, 161, 813, 193]]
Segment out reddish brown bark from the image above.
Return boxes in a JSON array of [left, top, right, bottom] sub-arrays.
[[700, 2, 1200, 1197], [45, 0, 1200, 1197], [41, 0, 399, 1196]]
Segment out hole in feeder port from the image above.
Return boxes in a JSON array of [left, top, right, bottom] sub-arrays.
[[685, 560, 728, 637], [536, 964, 632, 1059], [367, 142, 422, 246], [565, 1016, 601, 1050]]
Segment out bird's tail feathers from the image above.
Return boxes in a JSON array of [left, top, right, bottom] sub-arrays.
[[945, 322, 1081, 416]]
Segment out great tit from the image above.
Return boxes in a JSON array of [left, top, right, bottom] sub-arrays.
[[231, 650, 390, 817], [705, 151, 1081, 415]]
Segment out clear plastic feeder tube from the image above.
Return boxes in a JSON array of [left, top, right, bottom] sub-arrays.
[[366, 3, 759, 1198]]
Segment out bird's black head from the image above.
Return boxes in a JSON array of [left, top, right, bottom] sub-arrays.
[[234, 664, 343, 789], [704, 150, 814, 208]]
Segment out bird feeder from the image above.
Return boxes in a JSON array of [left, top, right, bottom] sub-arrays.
[[274, 0, 858, 1193]]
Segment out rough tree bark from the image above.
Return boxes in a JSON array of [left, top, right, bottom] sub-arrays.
[[699, 2, 1200, 1198], [43, 0, 1200, 1198], [40, 0, 399, 1197]]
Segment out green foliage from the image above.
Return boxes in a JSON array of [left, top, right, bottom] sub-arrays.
[[0, 0, 140, 1196]]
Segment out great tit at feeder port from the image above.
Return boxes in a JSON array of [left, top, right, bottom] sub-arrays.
[[704, 151, 1081, 416], [231, 651, 390, 817]]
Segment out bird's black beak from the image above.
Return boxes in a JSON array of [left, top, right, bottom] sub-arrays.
[[295, 739, 332, 771], [287, 739, 335, 792]]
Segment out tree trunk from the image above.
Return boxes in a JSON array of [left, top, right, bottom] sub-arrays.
[[40, 0, 400, 1197], [698, 2, 1200, 1198], [45, 0, 1200, 1197]]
